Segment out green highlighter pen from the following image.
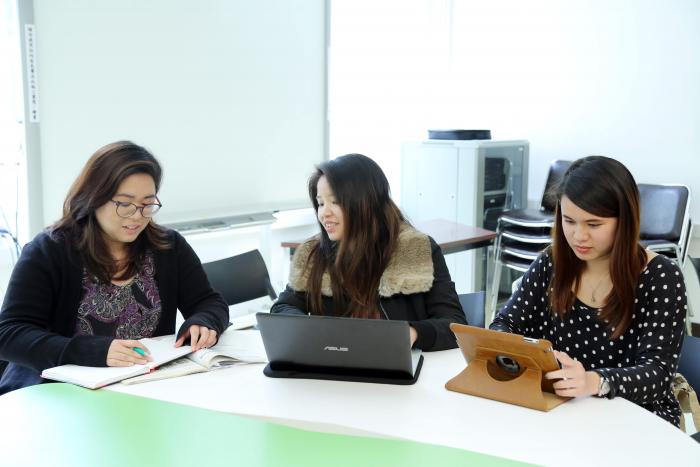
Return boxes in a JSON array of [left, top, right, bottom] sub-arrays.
[[132, 347, 146, 357]]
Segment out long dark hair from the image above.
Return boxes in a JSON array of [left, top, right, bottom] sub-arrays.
[[549, 156, 646, 339], [305, 154, 405, 318], [52, 141, 170, 283]]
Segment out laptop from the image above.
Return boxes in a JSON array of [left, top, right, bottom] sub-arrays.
[[256, 313, 424, 385]]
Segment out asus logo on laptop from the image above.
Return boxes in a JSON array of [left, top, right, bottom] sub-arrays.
[[323, 346, 349, 352]]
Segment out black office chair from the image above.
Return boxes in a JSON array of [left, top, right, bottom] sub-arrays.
[[692, 257, 700, 282], [679, 336, 700, 397], [692, 257, 700, 299], [678, 335, 700, 441], [458, 291, 485, 328], [638, 184, 692, 265], [202, 249, 277, 306], [682, 256, 700, 337], [488, 160, 572, 318]]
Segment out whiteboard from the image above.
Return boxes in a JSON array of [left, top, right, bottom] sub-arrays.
[[31, 0, 327, 226]]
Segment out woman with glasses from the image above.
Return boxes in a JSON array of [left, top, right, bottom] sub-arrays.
[[271, 154, 466, 351], [0, 141, 228, 394]]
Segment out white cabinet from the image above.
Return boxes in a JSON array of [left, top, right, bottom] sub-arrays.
[[401, 139, 529, 293]]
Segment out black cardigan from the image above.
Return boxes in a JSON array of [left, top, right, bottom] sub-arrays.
[[272, 236, 466, 351], [0, 228, 229, 394]]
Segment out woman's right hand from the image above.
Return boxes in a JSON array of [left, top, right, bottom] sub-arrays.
[[106, 339, 152, 367], [409, 326, 418, 347]]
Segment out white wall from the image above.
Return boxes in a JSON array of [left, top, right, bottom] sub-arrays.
[[330, 0, 700, 229], [28, 0, 327, 229]]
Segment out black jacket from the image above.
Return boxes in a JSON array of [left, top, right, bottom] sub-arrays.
[[0, 228, 229, 394], [271, 226, 466, 351]]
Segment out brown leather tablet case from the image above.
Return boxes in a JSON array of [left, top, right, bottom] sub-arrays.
[[446, 324, 570, 411]]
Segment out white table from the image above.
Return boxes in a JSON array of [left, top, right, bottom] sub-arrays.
[[109, 335, 700, 466]]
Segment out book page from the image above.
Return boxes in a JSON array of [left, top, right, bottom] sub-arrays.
[[187, 330, 268, 369], [138, 336, 193, 368], [121, 357, 206, 385]]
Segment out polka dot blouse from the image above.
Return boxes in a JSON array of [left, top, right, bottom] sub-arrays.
[[490, 249, 686, 426]]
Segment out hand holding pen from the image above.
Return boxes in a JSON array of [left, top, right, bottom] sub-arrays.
[[106, 339, 153, 367]]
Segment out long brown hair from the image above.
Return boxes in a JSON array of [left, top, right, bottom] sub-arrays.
[[549, 156, 647, 338], [305, 154, 405, 318], [52, 141, 170, 283]]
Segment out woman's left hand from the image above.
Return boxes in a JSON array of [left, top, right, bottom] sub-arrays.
[[545, 350, 599, 397], [175, 325, 218, 352], [409, 326, 418, 347]]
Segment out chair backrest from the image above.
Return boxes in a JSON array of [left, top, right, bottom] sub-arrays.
[[458, 291, 485, 328], [511, 276, 523, 294], [691, 257, 700, 279], [540, 160, 572, 212], [678, 335, 700, 393], [202, 249, 277, 306], [638, 184, 690, 242]]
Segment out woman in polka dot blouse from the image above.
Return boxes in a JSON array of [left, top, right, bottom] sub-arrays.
[[490, 156, 686, 426]]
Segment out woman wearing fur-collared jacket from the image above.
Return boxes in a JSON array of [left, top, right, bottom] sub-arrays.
[[270, 154, 466, 351]]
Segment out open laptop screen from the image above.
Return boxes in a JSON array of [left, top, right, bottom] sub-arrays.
[[256, 313, 423, 385]]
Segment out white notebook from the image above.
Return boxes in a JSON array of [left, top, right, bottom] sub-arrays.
[[41, 335, 192, 389]]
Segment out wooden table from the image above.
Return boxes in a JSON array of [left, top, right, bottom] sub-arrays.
[[282, 219, 497, 256]]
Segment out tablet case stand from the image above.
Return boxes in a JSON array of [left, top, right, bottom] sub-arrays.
[[446, 347, 567, 411], [446, 324, 569, 412]]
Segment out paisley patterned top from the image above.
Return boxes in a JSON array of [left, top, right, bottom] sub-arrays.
[[74, 252, 162, 339]]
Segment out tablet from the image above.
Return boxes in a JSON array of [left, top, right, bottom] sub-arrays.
[[446, 324, 568, 410]]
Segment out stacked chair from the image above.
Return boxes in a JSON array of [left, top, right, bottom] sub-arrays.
[[487, 160, 572, 320]]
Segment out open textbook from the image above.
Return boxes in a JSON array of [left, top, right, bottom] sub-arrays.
[[121, 330, 267, 384], [41, 330, 267, 389]]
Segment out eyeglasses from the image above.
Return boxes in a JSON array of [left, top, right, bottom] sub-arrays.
[[109, 199, 162, 218]]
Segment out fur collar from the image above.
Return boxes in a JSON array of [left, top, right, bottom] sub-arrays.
[[288, 225, 434, 297]]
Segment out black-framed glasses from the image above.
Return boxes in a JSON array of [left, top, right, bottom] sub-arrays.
[[109, 199, 162, 218]]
